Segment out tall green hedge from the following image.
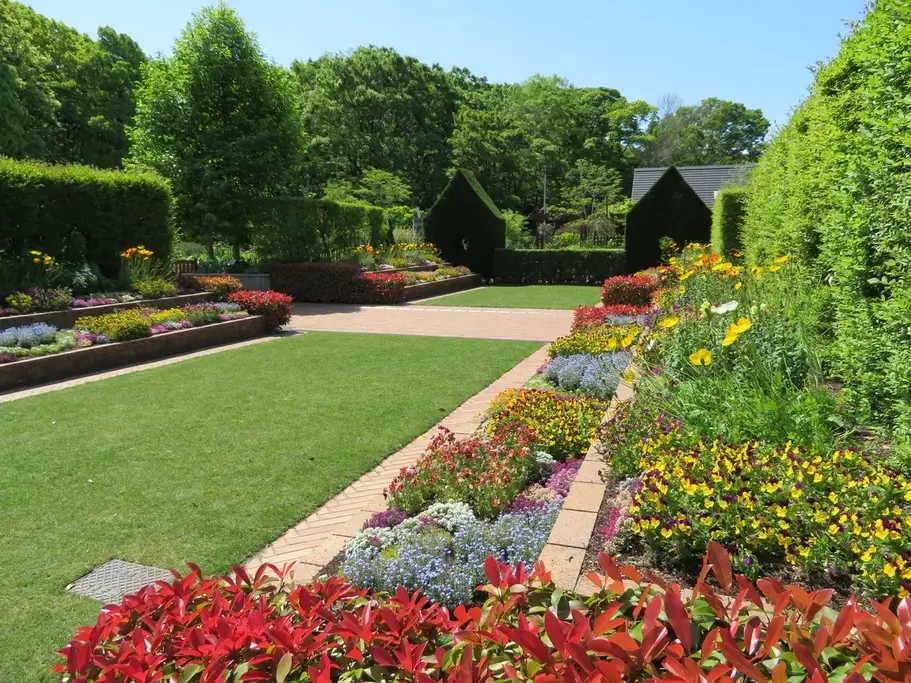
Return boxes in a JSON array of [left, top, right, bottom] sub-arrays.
[[493, 249, 625, 285], [424, 169, 505, 278], [743, 1, 911, 440], [0, 158, 173, 276], [252, 197, 385, 262], [710, 187, 748, 257]]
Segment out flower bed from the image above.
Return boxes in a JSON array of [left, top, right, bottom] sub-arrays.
[[54, 544, 911, 682]]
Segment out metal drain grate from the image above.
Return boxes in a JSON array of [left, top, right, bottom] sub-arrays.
[[67, 559, 174, 604]]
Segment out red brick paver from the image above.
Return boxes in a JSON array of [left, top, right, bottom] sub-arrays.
[[245, 345, 551, 582], [290, 304, 573, 342]]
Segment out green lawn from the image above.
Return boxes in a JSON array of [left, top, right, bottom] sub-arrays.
[[417, 285, 602, 310], [0, 332, 541, 681]]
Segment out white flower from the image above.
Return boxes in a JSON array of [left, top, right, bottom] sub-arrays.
[[710, 300, 739, 315]]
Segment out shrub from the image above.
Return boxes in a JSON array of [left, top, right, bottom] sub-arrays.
[[548, 324, 641, 358], [601, 273, 660, 305], [55, 545, 911, 683], [15, 287, 72, 312], [711, 187, 748, 257], [435, 265, 472, 278], [75, 310, 151, 341], [226, 290, 292, 332], [493, 248, 625, 285], [424, 169, 505, 278], [132, 278, 177, 299], [252, 196, 385, 262], [402, 271, 437, 285], [187, 275, 243, 299], [0, 308, 18, 317], [0, 158, 173, 277], [178, 304, 221, 326], [571, 304, 651, 331], [270, 263, 406, 304], [363, 272, 406, 303], [487, 388, 608, 460], [385, 426, 540, 519], [5, 292, 33, 313]]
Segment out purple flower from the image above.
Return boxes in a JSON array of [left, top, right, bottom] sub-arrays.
[[600, 507, 623, 544], [0, 353, 19, 364], [364, 508, 407, 529]]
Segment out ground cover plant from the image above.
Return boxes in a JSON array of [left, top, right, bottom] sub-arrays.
[[0, 332, 541, 680], [55, 543, 911, 682], [415, 284, 602, 309]]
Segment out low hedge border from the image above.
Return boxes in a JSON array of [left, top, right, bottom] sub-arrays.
[[493, 248, 626, 285], [403, 274, 483, 302], [0, 316, 266, 393], [0, 292, 214, 332]]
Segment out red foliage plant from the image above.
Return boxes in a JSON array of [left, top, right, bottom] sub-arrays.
[[601, 274, 661, 306], [270, 263, 406, 304], [226, 290, 292, 332], [55, 541, 910, 683], [572, 304, 652, 332]]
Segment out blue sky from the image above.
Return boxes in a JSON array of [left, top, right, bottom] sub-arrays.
[[27, 0, 866, 128]]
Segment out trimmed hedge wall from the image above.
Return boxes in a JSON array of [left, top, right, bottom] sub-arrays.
[[424, 169, 505, 278], [743, 1, 911, 440], [253, 197, 385, 263], [0, 158, 173, 276], [270, 263, 405, 304], [493, 249, 625, 285], [710, 187, 748, 257]]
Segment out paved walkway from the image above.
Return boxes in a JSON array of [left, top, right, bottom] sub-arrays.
[[245, 345, 551, 582], [290, 303, 573, 342]]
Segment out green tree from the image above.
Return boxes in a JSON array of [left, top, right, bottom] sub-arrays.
[[129, 3, 302, 258], [644, 95, 770, 166], [354, 168, 412, 207]]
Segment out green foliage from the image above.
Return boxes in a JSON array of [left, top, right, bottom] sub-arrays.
[[132, 278, 177, 299], [493, 249, 625, 285], [75, 309, 150, 341], [502, 209, 533, 249], [0, 1, 145, 167], [743, 1, 911, 443], [710, 187, 748, 257], [252, 197, 384, 262], [0, 157, 173, 278], [642, 96, 770, 166], [129, 4, 302, 256], [424, 169, 505, 277]]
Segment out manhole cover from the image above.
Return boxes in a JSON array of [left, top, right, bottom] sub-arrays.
[[67, 559, 173, 604]]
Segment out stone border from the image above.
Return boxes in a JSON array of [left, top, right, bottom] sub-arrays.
[[538, 378, 634, 594], [245, 345, 551, 582], [403, 274, 483, 302], [0, 316, 266, 392], [0, 292, 214, 331]]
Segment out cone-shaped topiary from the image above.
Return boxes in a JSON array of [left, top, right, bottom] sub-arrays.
[[424, 169, 505, 278]]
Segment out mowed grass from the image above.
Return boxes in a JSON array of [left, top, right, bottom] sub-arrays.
[[0, 332, 541, 681], [417, 285, 602, 310]]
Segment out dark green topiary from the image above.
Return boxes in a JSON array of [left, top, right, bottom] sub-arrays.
[[711, 187, 748, 257], [423, 169, 505, 278], [625, 167, 711, 273], [0, 158, 173, 278]]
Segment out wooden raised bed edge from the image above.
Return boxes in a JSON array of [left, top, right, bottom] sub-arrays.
[[0, 315, 267, 393], [0, 292, 215, 331], [537, 378, 634, 594], [403, 274, 482, 302]]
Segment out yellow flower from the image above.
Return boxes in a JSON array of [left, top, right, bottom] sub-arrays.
[[735, 282, 742, 290], [732, 317, 752, 334], [29, 250, 41, 256], [621, 334, 635, 348], [658, 316, 679, 328], [32, 257, 40, 263], [884, 563, 897, 578], [774, 254, 791, 263], [688, 348, 712, 366], [680, 270, 695, 281], [769, 265, 781, 273]]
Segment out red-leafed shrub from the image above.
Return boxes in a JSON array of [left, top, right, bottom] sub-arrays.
[[226, 290, 292, 332], [363, 271, 406, 304], [601, 273, 661, 306], [572, 303, 651, 331], [270, 263, 406, 304], [55, 542, 910, 682]]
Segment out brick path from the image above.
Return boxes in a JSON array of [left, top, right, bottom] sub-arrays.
[[244, 345, 551, 582], [290, 303, 573, 342]]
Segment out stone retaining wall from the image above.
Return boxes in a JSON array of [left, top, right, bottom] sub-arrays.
[[0, 316, 266, 393]]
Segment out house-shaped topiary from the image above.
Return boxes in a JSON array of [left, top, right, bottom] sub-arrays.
[[424, 169, 505, 278]]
